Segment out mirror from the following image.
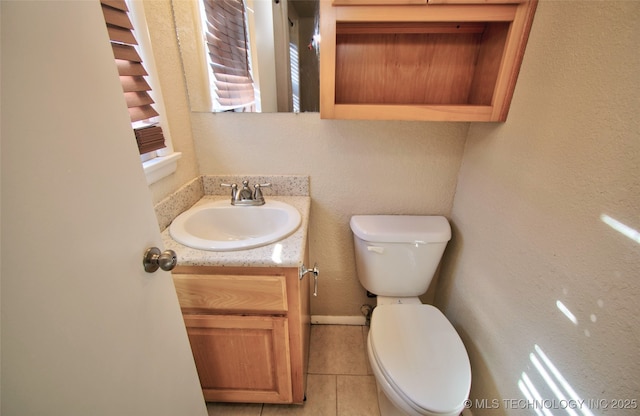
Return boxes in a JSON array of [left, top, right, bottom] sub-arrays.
[[172, 0, 319, 113]]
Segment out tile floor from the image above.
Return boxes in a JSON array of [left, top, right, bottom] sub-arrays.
[[206, 324, 381, 416]]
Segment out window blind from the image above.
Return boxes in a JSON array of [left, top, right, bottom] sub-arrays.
[[100, 0, 166, 154], [202, 0, 255, 110]]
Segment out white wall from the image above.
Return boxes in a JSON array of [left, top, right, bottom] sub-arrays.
[[144, 0, 468, 316], [143, 0, 201, 204], [437, 0, 640, 412], [191, 113, 468, 315]]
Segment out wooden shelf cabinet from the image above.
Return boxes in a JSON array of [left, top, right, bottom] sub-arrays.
[[320, 0, 538, 121], [173, 265, 311, 404]]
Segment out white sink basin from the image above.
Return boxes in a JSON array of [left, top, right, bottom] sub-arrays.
[[169, 200, 301, 251]]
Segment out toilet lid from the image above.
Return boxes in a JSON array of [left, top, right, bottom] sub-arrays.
[[370, 304, 471, 415]]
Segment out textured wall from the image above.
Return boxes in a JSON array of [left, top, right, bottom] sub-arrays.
[[144, 1, 468, 317], [437, 1, 640, 413], [191, 113, 468, 315], [142, 0, 201, 204]]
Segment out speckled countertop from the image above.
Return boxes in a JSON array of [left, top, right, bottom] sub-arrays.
[[161, 195, 310, 268]]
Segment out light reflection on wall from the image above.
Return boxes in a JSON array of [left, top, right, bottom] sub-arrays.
[[518, 344, 595, 416], [518, 372, 553, 416], [600, 214, 640, 244], [520, 271, 608, 414], [556, 300, 578, 325], [290, 43, 300, 112]]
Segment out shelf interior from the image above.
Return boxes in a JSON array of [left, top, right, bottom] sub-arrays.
[[334, 21, 510, 106]]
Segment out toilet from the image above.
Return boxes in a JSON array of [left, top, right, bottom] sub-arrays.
[[350, 215, 471, 416]]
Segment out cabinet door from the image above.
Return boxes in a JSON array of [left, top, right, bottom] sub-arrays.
[[184, 314, 293, 403], [332, 0, 525, 4], [333, 0, 427, 4], [428, 0, 527, 3]]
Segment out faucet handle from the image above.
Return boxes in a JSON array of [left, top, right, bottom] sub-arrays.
[[220, 183, 238, 202], [253, 183, 271, 203], [220, 182, 238, 191]]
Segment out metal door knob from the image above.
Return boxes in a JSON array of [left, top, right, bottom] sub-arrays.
[[143, 247, 177, 273]]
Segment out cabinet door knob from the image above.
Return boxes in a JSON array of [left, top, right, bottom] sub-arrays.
[[143, 247, 178, 273]]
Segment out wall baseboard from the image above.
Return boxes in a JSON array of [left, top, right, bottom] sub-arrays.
[[311, 315, 366, 325]]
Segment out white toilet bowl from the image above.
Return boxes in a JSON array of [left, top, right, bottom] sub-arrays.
[[367, 303, 471, 416], [349, 215, 471, 416]]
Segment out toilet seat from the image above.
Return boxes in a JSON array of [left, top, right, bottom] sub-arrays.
[[369, 304, 471, 416]]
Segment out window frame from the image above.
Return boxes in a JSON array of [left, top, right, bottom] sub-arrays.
[[123, 0, 181, 184]]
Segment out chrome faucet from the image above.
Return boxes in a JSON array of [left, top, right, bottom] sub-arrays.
[[221, 180, 271, 206]]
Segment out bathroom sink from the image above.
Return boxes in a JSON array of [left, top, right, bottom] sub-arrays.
[[169, 199, 301, 251]]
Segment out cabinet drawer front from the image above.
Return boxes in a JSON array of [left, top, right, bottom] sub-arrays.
[[173, 274, 288, 314]]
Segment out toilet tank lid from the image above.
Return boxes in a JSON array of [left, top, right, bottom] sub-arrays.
[[350, 215, 451, 243]]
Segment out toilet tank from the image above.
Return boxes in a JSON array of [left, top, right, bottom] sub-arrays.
[[350, 215, 451, 297]]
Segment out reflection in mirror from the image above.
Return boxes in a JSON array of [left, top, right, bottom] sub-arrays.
[[172, 0, 319, 113]]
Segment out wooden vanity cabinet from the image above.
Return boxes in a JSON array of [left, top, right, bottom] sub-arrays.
[[332, 1, 529, 5], [172, 265, 311, 404], [320, 0, 538, 121]]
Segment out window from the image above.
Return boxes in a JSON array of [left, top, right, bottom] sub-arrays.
[[100, 0, 181, 184]]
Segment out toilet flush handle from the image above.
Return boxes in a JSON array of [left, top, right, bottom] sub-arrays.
[[367, 246, 385, 254]]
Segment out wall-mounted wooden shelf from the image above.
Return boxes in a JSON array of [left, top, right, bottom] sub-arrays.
[[320, 0, 538, 121]]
